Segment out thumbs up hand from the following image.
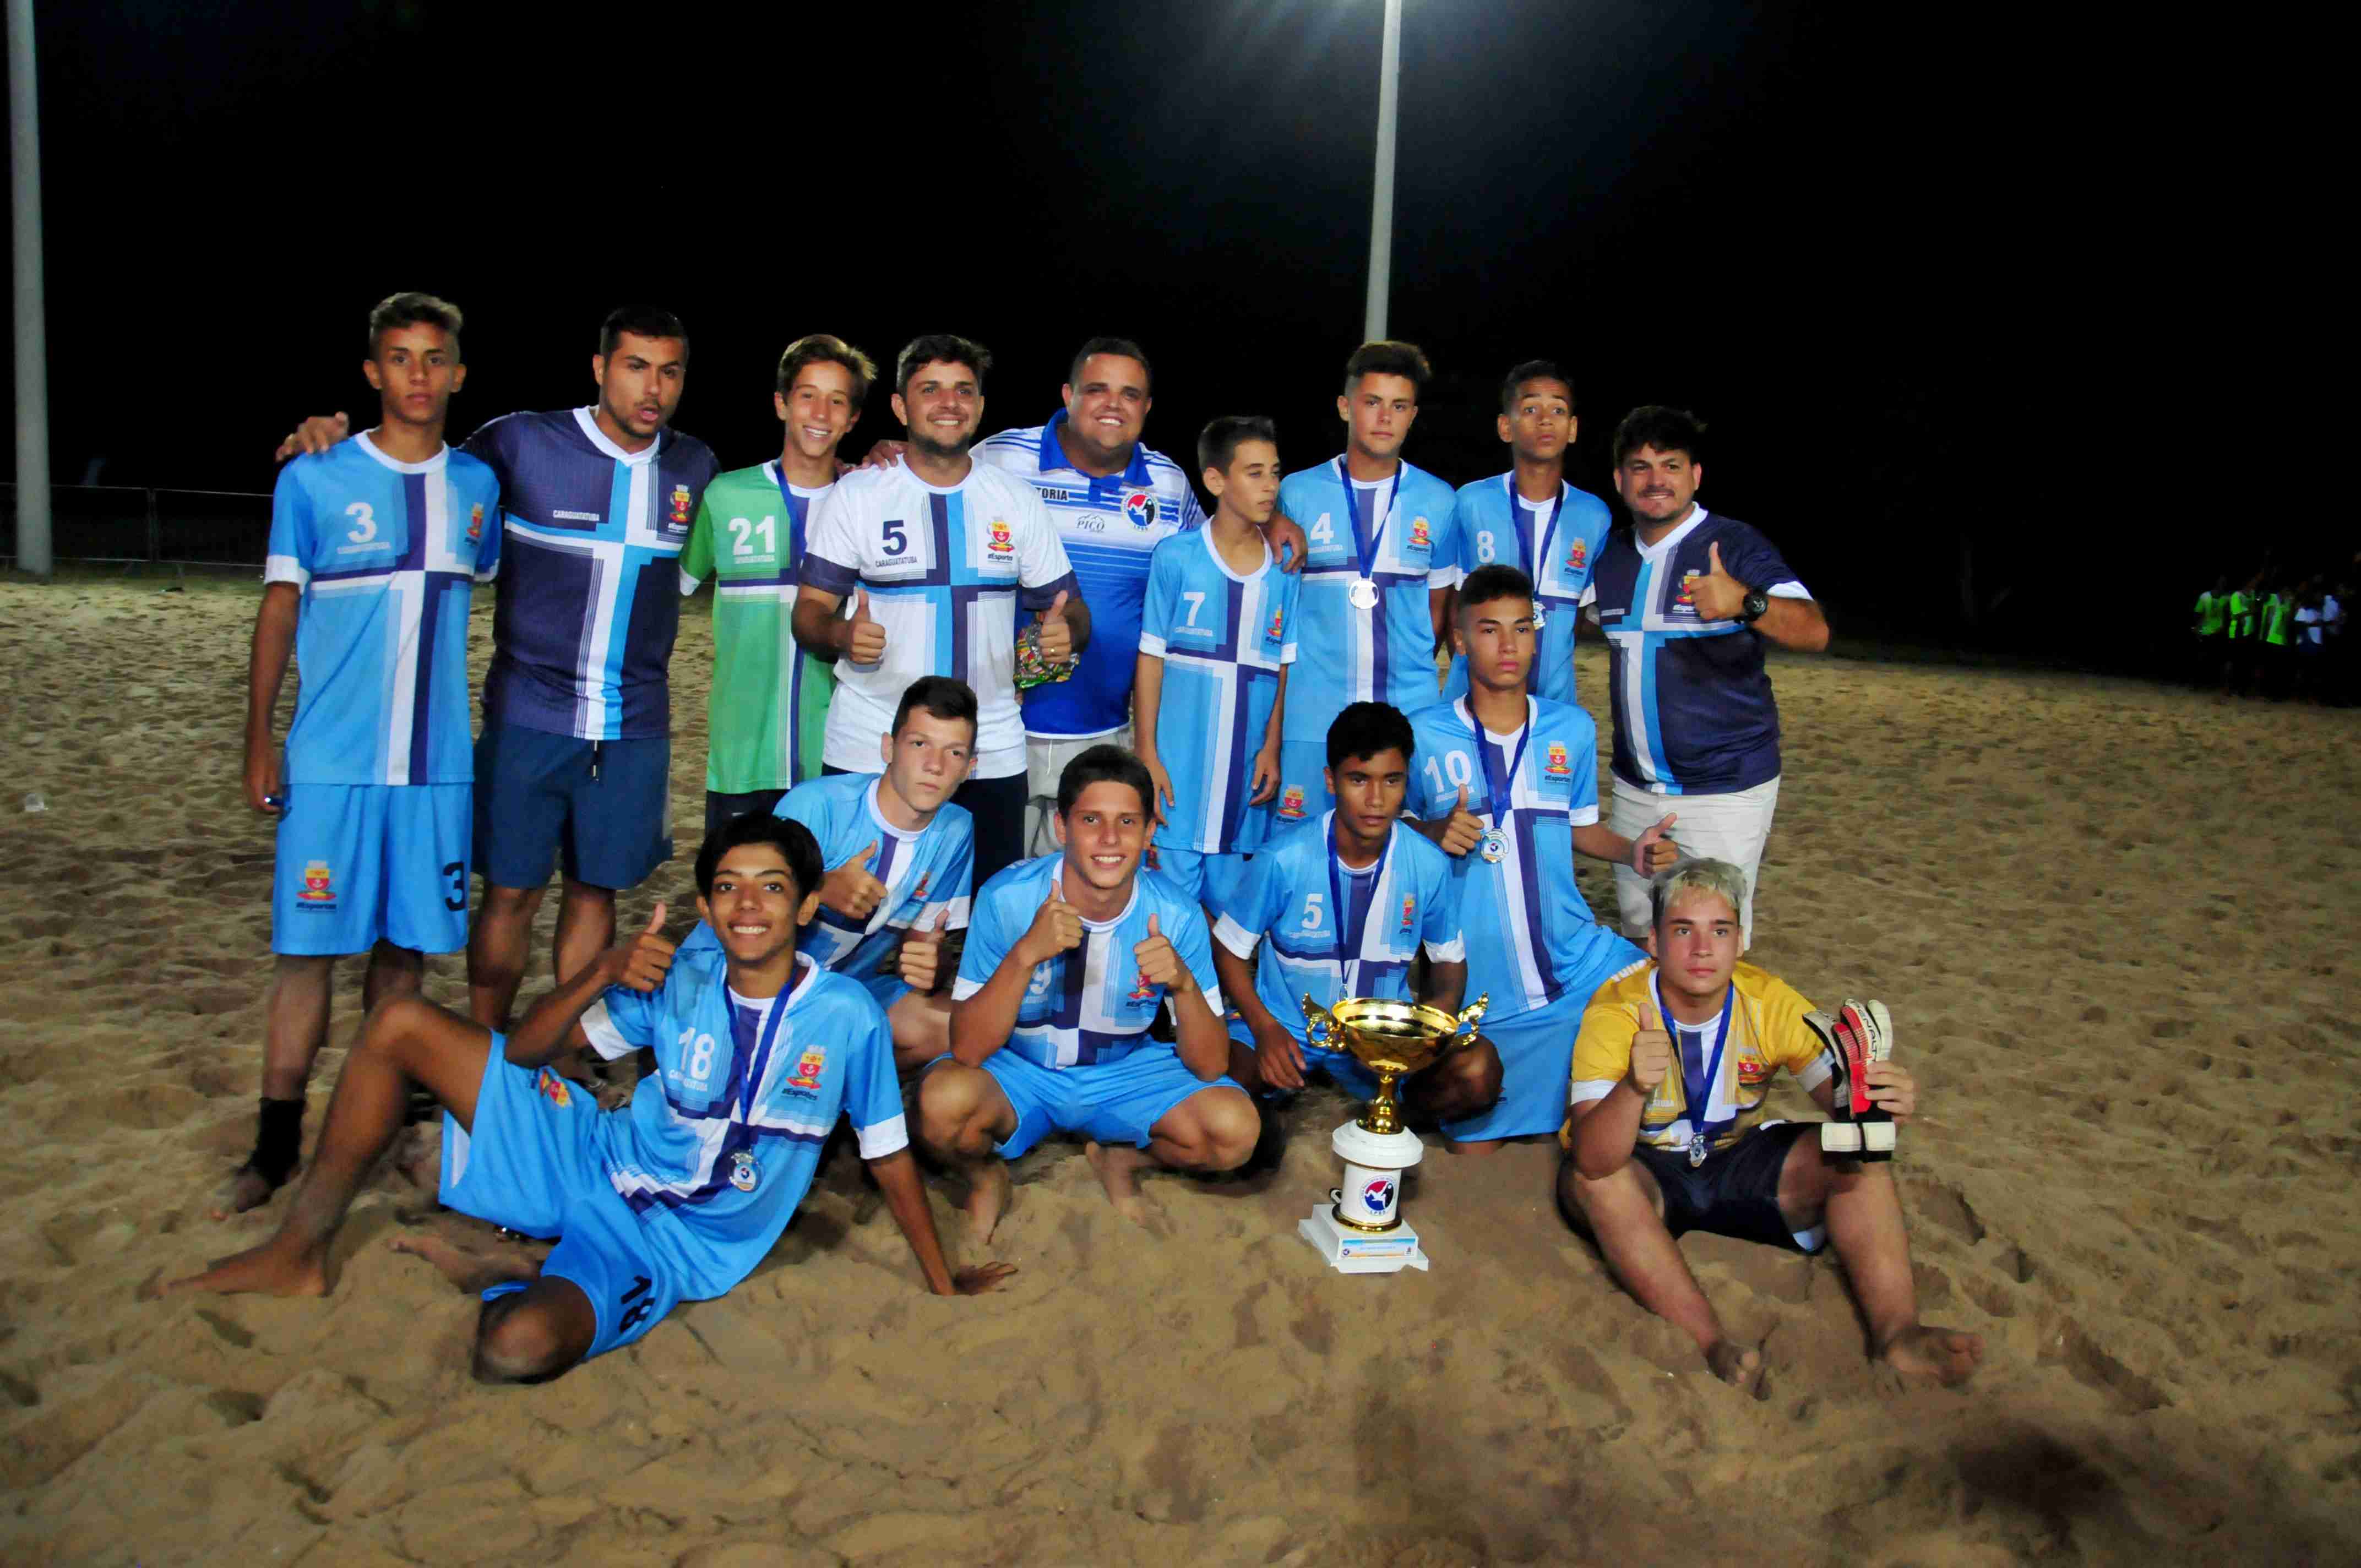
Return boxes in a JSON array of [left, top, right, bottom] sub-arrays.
[[896, 906, 953, 993], [820, 840, 887, 919], [1035, 589, 1075, 665], [1018, 874, 1085, 966], [1688, 540, 1750, 622], [1131, 911, 1191, 998], [1631, 812, 1681, 875], [1438, 783, 1487, 858], [843, 589, 887, 664], [610, 901, 677, 993], [1626, 1000, 1673, 1097]]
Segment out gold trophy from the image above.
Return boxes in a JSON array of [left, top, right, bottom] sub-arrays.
[[1296, 992, 1487, 1273]]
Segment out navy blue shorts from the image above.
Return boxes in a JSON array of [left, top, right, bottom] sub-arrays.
[[1631, 1120, 1825, 1254], [476, 721, 672, 892]]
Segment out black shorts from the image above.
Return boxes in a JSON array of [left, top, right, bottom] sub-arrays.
[[704, 787, 787, 843], [1631, 1120, 1825, 1254]]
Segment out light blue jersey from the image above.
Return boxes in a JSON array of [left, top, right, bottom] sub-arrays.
[[1405, 696, 1639, 1019], [1275, 456, 1459, 750], [952, 856, 1222, 1069], [1212, 813, 1463, 1041], [781, 772, 972, 988], [976, 412, 1205, 739], [1443, 473, 1613, 707], [576, 948, 904, 1299], [1140, 526, 1299, 854], [265, 433, 502, 785]]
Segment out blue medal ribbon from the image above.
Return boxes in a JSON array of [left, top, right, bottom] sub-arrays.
[[1506, 476, 1565, 586], [1656, 974, 1735, 1163], [771, 464, 812, 563], [1325, 815, 1394, 999], [1334, 459, 1401, 596], [731, 976, 795, 1129], [1470, 699, 1533, 836]]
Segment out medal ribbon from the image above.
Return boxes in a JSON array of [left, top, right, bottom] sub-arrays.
[[1507, 476, 1566, 587], [1325, 814, 1394, 999], [1471, 698, 1533, 830], [1334, 459, 1400, 596], [771, 464, 812, 564], [730, 978, 795, 1128], [1655, 973, 1735, 1155]]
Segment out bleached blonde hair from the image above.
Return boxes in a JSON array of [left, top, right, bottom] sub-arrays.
[[1649, 858, 1748, 932]]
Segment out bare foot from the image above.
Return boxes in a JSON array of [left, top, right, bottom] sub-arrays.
[[154, 1238, 330, 1299], [1705, 1340, 1762, 1390], [391, 1121, 442, 1190], [211, 1160, 285, 1221], [1876, 1323, 1984, 1387], [961, 1160, 1012, 1244], [390, 1232, 538, 1293], [1085, 1141, 1154, 1228]]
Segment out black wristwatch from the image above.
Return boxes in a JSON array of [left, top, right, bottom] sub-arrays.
[[1736, 589, 1769, 624]]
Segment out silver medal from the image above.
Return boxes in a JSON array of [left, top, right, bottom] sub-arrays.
[[1479, 828, 1507, 863], [1687, 1131, 1708, 1168], [1348, 576, 1379, 610], [729, 1150, 761, 1192], [1531, 605, 1548, 630]]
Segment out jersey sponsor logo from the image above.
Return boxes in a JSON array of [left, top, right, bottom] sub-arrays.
[[1123, 489, 1157, 529], [1265, 605, 1286, 644], [535, 1067, 573, 1108], [787, 1046, 826, 1091], [1398, 894, 1416, 932], [668, 485, 693, 529], [467, 503, 485, 543], [1544, 742, 1571, 776], [988, 519, 1015, 556], [1564, 537, 1586, 572], [1037, 486, 1075, 503], [1279, 786, 1307, 820], [1407, 515, 1431, 552], [296, 859, 336, 905]]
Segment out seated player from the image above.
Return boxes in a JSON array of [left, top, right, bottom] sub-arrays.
[[918, 746, 1258, 1238], [1557, 858, 1982, 1388], [1211, 701, 1500, 1123], [162, 814, 1011, 1381], [682, 676, 976, 1069], [1406, 564, 1678, 1148], [1134, 415, 1300, 913]]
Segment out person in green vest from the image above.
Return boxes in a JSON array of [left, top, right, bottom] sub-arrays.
[[2192, 574, 2229, 685], [2223, 573, 2260, 696], [2261, 578, 2295, 699], [681, 335, 879, 837]]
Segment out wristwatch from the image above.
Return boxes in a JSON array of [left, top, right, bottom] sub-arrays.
[[1736, 589, 1769, 624]]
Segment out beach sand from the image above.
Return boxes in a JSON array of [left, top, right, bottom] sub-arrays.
[[2, 574, 2357, 1566]]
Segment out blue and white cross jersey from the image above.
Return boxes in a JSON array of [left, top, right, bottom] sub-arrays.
[[779, 771, 972, 989], [976, 412, 1205, 739], [465, 408, 721, 741], [265, 433, 502, 785], [1139, 527, 1301, 855], [1406, 696, 1631, 1019], [801, 461, 1078, 777], [1212, 814, 1462, 1039], [1581, 508, 1809, 796], [576, 947, 904, 1299], [1444, 473, 1614, 707], [953, 857, 1223, 1070], [1275, 457, 1460, 747]]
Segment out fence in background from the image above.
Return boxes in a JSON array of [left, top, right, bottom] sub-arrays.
[[1, 482, 271, 569]]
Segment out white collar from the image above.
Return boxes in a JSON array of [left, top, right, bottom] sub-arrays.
[[574, 406, 659, 466]]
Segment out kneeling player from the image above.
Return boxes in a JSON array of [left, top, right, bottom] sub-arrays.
[[918, 746, 1257, 1238], [164, 813, 1010, 1381], [1557, 859, 1981, 1387], [1211, 701, 1501, 1124]]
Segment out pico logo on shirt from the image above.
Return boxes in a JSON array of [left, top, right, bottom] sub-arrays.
[[1123, 489, 1157, 529], [466, 503, 484, 543], [1544, 742, 1571, 777], [668, 485, 693, 529], [987, 519, 1015, 556], [1279, 786, 1307, 821], [787, 1046, 827, 1092], [1406, 515, 1432, 552], [296, 860, 336, 905]]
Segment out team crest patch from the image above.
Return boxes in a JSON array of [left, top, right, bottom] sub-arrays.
[[911, 873, 930, 902], [669, 486, 692, 526], [1407, 515, 1431, 551], [1564, 537, 1586, 572], [788, 1046, 826, 1091], [1265, 605, 1286, 643], [1279, 786, 1307, 820], [1736, 1057, 1772, 1087], [467, 503, 484, 543], [1127, 973, 1157, 1004], [1544, 742, 1571, 776], [1399, 894, 1416, 932], [535, 1068, 572, 1108], [296, 859, 335, 903], [987, 519, 1015, 555], [1675, 573, 1701, 608], [1123, 489, 1157, 529]]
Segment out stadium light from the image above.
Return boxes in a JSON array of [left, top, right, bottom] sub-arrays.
[[8, 0, 50, 578], [1363, 0, 1403, 343]]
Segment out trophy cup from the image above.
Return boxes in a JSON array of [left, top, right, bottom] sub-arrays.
[[1296, 992, 1488, 1273]]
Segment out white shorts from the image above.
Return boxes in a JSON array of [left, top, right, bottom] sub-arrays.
[[1609, 774, 1780, 946], [1025, 726, 1131, 858]]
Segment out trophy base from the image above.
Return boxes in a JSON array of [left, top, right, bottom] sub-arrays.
[[1299, 1204, 1430, 1273]]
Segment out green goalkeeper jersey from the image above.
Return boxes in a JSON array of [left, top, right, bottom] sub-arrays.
[[679, 461, 836, 794]]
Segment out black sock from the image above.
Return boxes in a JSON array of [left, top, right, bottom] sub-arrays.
[[249, 1097, 304, 1186]]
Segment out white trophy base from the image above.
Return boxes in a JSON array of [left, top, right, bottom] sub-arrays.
[[1299, 1202, 1430, 1273]]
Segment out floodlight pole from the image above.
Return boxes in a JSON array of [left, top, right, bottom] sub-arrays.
[[1362, 0, 1402, 344], [9, 0, 51, 577]]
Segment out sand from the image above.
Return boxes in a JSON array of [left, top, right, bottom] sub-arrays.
[[2, 573, 2358, 1567]]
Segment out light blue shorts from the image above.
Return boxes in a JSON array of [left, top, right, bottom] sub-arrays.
[[949, 1047, 1242, 1161], [271, 782, 470, 956], [1147, 845, 1249, 908], [1271, 740, 1334, 835], [439, 1041, 677, 1363]]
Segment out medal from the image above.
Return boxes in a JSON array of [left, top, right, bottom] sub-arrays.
[[1688, 1132, 1709, 1168], [1479, 829, 1506, 863], [1336, 460, 1400, 618], [1463, 696, 1533, 869], [1348, 577, 1379, 610], [1530, 605, 1548, 630], [1662, 975, 1735, 1172], [723, 975, 794, 1196], [730, 1150, 761, 1191]]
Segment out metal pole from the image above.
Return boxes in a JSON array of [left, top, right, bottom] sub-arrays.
[[1362, 0, 1402, 344], [8, 0, 50, 578]]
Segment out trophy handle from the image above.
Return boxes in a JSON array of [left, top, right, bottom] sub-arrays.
[[1300, 994, 1339, 1048], [1453, 992, 1490, 1035]]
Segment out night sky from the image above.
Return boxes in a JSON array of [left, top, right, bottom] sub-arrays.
[[8, 3, 2290, 651]]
